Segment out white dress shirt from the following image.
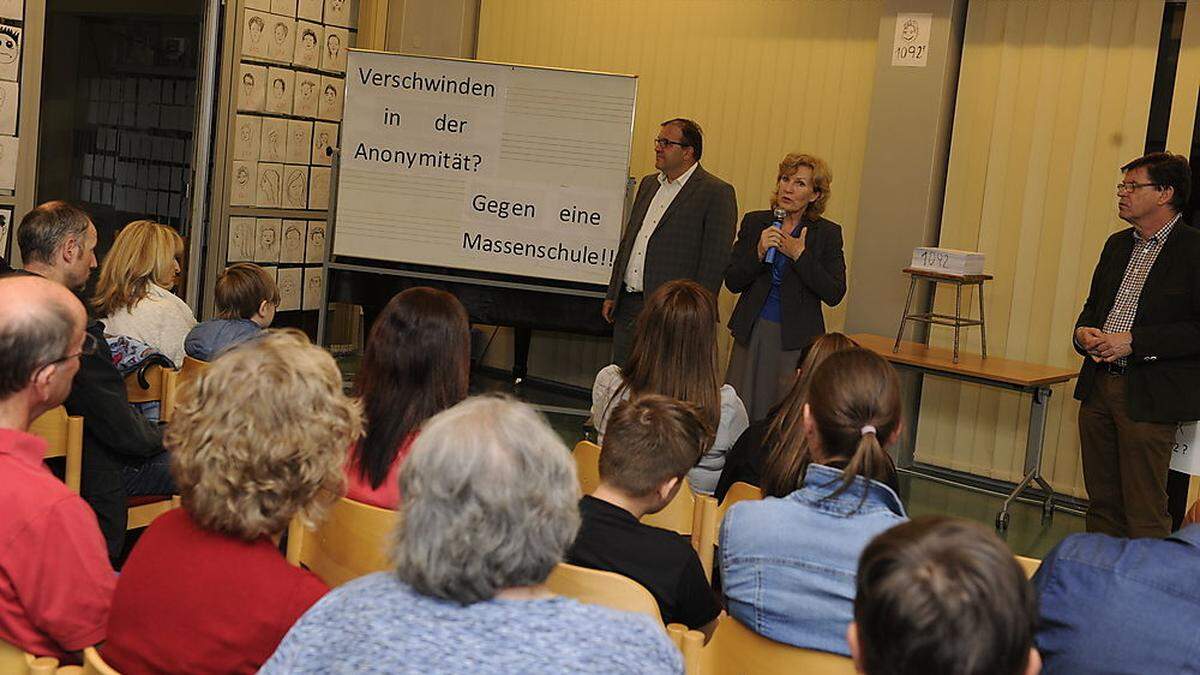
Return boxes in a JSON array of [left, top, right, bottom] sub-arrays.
[[622, 162, 699, 292]]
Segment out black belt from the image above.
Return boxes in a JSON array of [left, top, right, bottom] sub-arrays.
[[1100, 361, 1126, 376]]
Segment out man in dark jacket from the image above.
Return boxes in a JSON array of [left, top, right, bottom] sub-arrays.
[[1074, 152, 1197, 539], [17, 200, 171, 561]]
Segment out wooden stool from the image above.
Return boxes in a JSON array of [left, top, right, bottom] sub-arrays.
[[894, 267, 991, 363]]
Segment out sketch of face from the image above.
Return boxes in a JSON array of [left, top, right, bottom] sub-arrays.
[[242, 73, 254, 94], [307, 274, 321, 292], [281, 277, 296, 296], [300, 81, 315, 99], [323, 85, 336, 104], [326, 34, 341, 58], [310, 228, 325, 245], [301, 31, 316, 51], [273, 23, 288, 45], [261, 228, 276, 247], [332, 0, 344, 11], [272, 79, 285, 98], [248, 17, 264, 43], [0, 28, 18, 64], [236, 166, 249, 185], [286, 172, 305, 203], [286, 227, 302, 244], [261, 169, 280, 199], [239, 124, 253, 144]]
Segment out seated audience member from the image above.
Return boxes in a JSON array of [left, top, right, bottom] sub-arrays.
[[1033, 523, 1200, 674], [851, 516, 1041, 675], [345, 287, 470, 508], [719, 348, 907, 655], [101, 330, 362, 675], [567, 395, 722, 639], [184, 263, 279, 360], [592, 280, 748, 494], [261, 395, 683, 674], [0, 275, 115, 660], [93, 219, 196, 366], [18, 201, 168, 562], [715, 332, 857, 501]]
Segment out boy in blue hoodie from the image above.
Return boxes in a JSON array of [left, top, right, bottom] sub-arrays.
[[184, 263, 279, 361]]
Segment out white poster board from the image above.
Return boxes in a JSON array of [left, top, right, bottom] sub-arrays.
[[333, 51, 636, 285]]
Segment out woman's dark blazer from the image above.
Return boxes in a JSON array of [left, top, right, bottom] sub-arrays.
[[724, 210, 847, 352]]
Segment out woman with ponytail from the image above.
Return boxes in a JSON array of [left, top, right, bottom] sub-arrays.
[[718, 348, 908, 656]]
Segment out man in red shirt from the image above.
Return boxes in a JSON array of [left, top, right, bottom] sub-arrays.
[[0, 274, 116, 659]]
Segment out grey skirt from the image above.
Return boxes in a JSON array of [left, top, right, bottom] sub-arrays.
[[725, 318, 802, 422]]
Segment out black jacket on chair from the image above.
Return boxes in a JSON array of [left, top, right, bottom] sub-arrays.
[[1074, 221, 1200, 423], [724, 211, 847, 352]]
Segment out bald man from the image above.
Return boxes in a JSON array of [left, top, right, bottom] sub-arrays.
[[0, 275, 115, 660], [17, 201, 170, 561]]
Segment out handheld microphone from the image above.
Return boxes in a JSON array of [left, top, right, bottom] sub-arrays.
[[764, 208, 787, 263]]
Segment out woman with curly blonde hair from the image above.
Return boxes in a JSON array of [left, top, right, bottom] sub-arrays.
[[100, 330, 363, 675], [724, 153, 847, 421], [93, 219, 196, 365]]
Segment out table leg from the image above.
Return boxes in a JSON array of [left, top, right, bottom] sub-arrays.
[[953, 283, 962, 363], [894, 276, 918, 353], [977, 281, 988, 359], [996, 387, 1054, 530]]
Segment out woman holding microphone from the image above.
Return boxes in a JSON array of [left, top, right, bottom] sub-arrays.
[[724, 153, 847, 421]]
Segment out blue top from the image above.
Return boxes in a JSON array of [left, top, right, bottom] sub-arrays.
[[1033, 525, 1200, 675], [260, 572, 683, 674], [759, 222, 804, 323], [184, 318, 262, 361], [719, 463, 907, 655]]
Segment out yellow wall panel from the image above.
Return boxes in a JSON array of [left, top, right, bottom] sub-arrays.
[[477, 0, 884, 363], [916, 0, 1163, 498]]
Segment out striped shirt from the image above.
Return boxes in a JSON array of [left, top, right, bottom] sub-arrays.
[[1102, 214, 1182, 366]]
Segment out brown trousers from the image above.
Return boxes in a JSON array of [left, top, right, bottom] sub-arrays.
[[1078, 372, 1176, 538]]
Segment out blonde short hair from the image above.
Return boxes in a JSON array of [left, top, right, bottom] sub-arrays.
[[92, 220, 184, 316], [770, 153, 833, 221], [167, 329, 363, 540]]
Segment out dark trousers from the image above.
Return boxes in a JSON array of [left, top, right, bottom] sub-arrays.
[[611, 291, 644, 368], [1079, 372, 1175, 538]]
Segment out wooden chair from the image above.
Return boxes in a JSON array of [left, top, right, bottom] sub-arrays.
[[177, 356, 209, 394], [0, 639, 82, 675], [122, 366, 180, 529], [29, 406, 83, 493], [546, 562, 663, 623], [286, 496, 396, 587], [81, 647, 119, 675], [572, 440, 602, 495], [1015, 555, 1041, 578], [683, 614, 857, 675], [716, 482, 763, 523], [123, 365, 178, 423]]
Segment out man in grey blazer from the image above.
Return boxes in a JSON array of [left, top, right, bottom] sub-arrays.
[[602, 118, 738, 365]]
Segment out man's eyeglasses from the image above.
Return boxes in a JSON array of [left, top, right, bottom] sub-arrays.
[[1116, 182, 1161, 195], [654, 137, 689, 149], [36, 333, 98, 374]]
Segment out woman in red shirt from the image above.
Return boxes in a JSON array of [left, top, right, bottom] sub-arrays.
[[101, 329, 363, 675], [345, 287, 470, 508]]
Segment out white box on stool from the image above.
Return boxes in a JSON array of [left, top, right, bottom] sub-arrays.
[[910, 247, 985, 275]]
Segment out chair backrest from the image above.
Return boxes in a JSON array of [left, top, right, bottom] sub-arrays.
[[286, 496, 396, 587], [545, 562, 663, 624], [717, 482, 763, 523], [82, 647, 119, 675], [641, 478, 698, 535], [1015, 555, 1041, 578], [123, 365, 178, 422], [572, 440, 602, 495], [692, 614, 857, 675], [29, 406, 84, 493], [177, 356, 209, 394]]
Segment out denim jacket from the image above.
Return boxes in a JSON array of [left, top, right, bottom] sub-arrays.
[[718, 463, 907, 655], [1034, 524, 1200, 675]]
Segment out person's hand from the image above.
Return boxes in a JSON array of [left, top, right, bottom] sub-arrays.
[[1093, 331, 1133, 362], [777, 227, 807, 260], [602, 299, 615, 324], [757, 227, 783, 260], [1075, 326, 1104, 352]]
